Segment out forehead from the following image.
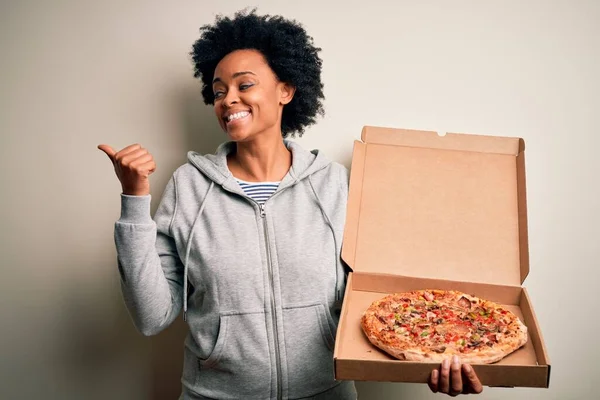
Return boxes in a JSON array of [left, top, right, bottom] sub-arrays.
[[214, 49, 274, 80]]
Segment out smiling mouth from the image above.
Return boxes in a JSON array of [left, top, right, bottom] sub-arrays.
[[224, 111, 251, 124]]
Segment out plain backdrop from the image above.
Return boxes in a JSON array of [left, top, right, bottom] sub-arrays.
[[1, 1, 598, 399]]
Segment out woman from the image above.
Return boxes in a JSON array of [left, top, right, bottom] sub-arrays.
[[98, 9, 482, 399]]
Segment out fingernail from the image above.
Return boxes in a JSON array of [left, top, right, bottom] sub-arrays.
[[432, 370, 438, 380], [442, 359, 450, 368], [452, 355, 459, 365], [464, 364, 472, 373]]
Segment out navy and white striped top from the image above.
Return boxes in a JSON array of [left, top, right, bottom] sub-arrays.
[[236, 179, 281, 205]]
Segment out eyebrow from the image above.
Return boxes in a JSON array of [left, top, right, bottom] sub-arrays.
[[212, 71, 256, 85]]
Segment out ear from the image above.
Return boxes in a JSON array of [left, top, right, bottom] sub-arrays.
[[279, 82, 296, 105]]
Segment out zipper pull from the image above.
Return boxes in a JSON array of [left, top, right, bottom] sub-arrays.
[[260, 203, 266, 218]]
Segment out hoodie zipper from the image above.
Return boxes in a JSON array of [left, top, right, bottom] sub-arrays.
[[260, 202, 283, 400]]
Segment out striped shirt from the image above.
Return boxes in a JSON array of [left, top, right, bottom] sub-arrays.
[[236, 178, 281, 205]]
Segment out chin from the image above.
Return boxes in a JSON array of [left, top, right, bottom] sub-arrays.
[[224, 127, 254, 142]]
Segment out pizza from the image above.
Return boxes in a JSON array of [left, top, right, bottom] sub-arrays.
[[361, 289, 528, 363]]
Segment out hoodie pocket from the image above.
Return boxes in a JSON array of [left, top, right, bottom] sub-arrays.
[[194, 312, 271, 398], [283, 303, 337, 398]]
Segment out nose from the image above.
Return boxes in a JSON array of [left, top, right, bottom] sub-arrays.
[[222, 89, 239, 108]]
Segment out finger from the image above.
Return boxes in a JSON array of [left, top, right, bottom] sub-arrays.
[[428, 369, 439, 393], [120, 148, 149, 165], [128, 153, 153, 168], [132, 160, 156, 176], [114, 144, 142, 160], [97, 144, 117, 162], [439, 358, 450, 393], [462, 364, 483, 394], [450, 355, 463, 396]]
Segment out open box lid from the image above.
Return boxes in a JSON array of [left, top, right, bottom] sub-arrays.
[[341, 126, 529, 287]]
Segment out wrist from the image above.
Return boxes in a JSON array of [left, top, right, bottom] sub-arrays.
[[122, 185, 150, 196]]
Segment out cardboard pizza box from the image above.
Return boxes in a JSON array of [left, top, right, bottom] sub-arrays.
[[333, 126, 551, 388]]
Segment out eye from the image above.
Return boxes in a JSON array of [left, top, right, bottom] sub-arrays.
[[240, 83, 254, 91], [213, 90, 224, 99]]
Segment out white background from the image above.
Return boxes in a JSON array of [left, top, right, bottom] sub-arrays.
[[1, 1, 597, 399]]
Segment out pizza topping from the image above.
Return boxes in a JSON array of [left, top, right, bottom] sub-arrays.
[[487, 333, 499, 343], [377, 314, 396, 330], [432, 345, 447, 353], [416, 300, 427, 308], [458, 296, 472, 309], [394, 326, 409, 336], [478, 323, 498, 332], [452, 324, 470, 335]]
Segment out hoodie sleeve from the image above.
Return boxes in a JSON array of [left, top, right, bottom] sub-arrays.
[[113, 175, 183, 336]]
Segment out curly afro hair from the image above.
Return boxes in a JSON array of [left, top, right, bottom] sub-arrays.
[[190, 9, 324, 137]]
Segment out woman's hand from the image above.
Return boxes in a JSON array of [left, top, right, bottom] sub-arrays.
[[428, 356, 483, 396], [97, 144, 156, 196]]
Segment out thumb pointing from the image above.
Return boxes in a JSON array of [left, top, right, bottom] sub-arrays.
[[97, 144, 117, 162]]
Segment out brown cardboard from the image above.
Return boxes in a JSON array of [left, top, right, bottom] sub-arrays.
[[334, 126, 550, 388]]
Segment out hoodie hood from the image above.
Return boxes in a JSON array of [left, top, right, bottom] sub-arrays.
[[186, 139, 333, 194]]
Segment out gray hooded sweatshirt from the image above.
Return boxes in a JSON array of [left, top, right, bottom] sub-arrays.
[[113, 140, 352, 399]]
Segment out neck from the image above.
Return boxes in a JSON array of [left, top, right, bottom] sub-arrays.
[[228, 134, 292, 182]]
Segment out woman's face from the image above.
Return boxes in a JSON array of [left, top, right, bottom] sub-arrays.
[[212, 49, 294, 142]]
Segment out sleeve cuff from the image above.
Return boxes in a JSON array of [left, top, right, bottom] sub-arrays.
[[119, 194, 153, 224]]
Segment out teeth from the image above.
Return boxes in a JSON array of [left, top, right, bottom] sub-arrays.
[[227, 111, 249, 122]]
